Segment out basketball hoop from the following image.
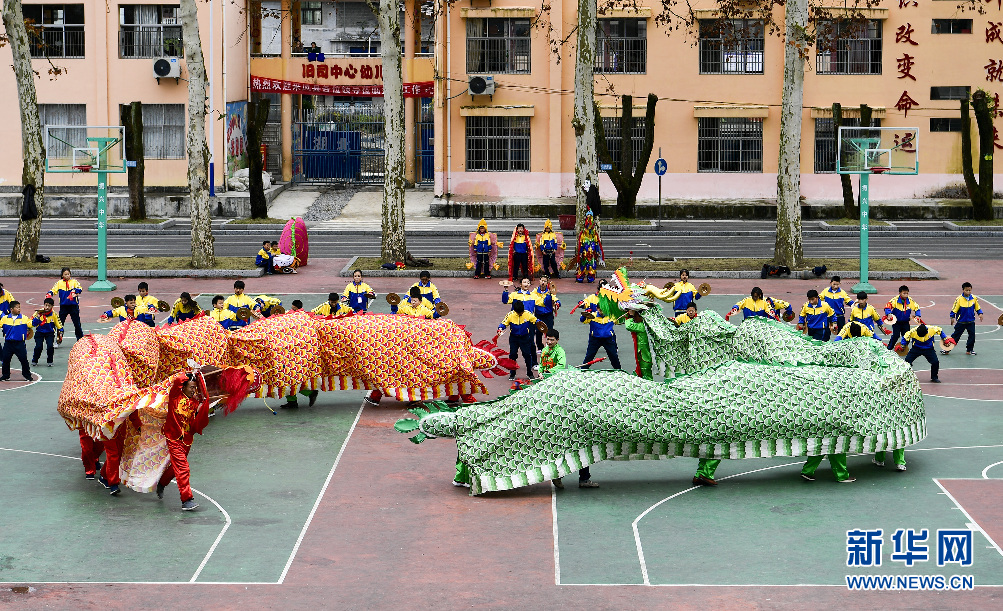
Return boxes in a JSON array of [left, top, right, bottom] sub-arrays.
[[72, 165, 93, 172], [870, 167, 889, 174]]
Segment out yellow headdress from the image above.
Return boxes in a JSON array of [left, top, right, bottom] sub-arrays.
[[477, 218, 488, 231], [543, 219, 553, 232]]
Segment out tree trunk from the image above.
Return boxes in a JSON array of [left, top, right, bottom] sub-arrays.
[[247, 98, 271, 219], [773, 0, 806, 268], [3, 0, 45, 263], [616, 96, 635, 219], [832, 103, 856, 219], [121, 101, 146, 221], [969, 91, 995, 220], [373, 0, 406, 261], [573, 0, 598, 233], [179, 0, 215, 267]]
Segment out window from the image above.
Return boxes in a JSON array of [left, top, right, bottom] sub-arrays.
[[932, 19, 972, 34], [466, 116, 530, 171], [466, 18, 531, 74], [930, 118, 963, 132], [930, 86, 970, 100], [598, 116, 646, 171], [596, 18, 646, 74], [38, 104, 87, 159], [814, 117, 882, 173], [139, 104, 186, 159], [302, 1, 322, 25], [816, 19, 882, 75], [697, 117, 762, 173], [119, 4, 182, 58], [699, 19, 764, 74], [23, 4, 85, 58]]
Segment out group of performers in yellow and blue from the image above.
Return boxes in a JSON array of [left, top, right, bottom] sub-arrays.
[[498, 275, 562, 379]]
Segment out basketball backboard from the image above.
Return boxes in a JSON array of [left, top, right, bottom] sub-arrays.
[[44, 125, 126, 173], [836, 126, 919, 175]]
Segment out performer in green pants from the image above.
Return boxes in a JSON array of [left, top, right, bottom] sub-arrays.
[[625, 312, 653, 380], [693, 459, 720, 486], [873, 449, 907, 471], [801, 454, 855, 483]]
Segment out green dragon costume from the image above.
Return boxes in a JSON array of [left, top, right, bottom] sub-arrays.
[[397, 304, 927, 495]]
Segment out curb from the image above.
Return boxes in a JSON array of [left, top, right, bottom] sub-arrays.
[[0, 268, 265, 278], [817, 220, 898, 232], [944, 221, 1003, 231], [339, 256, 939, 280], [100, 219, 176, 230]]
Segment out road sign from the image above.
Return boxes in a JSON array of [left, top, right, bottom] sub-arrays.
[[600, 163, 612, 171], [654, 158, 667, 176]]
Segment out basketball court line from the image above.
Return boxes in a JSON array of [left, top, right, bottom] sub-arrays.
[[549, 443, 1003, 587], [933, 477, 1003, 559], [0, 401, 365, 586], [0, 447, 232, 584], [0, 373, 41, 392]]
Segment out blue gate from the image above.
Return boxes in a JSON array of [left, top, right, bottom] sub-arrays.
[[293, 103, 385, 184]]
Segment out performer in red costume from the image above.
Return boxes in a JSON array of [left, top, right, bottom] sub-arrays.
[[98, 410, 142, 496], [78, 430, 105, 481], [156, 372, 212, 511]]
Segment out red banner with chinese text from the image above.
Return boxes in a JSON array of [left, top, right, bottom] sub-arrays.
[[251, 76, 433, 98]]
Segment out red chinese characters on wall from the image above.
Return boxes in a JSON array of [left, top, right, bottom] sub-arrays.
[[301, 62, 381, 82], [894, 12, 920, 117]]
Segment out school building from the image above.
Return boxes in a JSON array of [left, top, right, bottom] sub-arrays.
[[1, 0, 1001, 201]]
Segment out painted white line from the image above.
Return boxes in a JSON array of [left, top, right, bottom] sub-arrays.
[[277, 402, 364, 584], [552, 483, 561, 586], [0, 445, 233, 585], [0, 372, 42, 392], [932, 478, 1003, 559], [982, 460, 1003, 479], [632, 461, 801, 585], [189, 487, 232, 582]]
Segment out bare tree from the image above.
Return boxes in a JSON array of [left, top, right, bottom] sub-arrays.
[[2, 0, 45, 263], [773, 0, 807, 267], [121, 101, 147, 221], [595, 93, 657, 218], [573, 0, 599, 232], [368, 0, 406, 262], [961, 89, 995, 221], [247, 98, 271, 219], [179, 0, 215, 267]]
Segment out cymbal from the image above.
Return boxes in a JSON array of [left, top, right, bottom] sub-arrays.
[[940, 338, 956, 353], [271, 305, 285, 316], [435, 302, 450, 317], [662, 282, 673, 290], [110, 296, 125, 308], [156, 300, 171, 312], [26, 327, 34, 340], [782, 310, 795, 322], [498, 280, 513, 287], [998, 312, 1003, 326], [236, 307, 251, 322], [386, 292, 401, 306], [535, 320, 548, 332], [698, 282, 712, 296]]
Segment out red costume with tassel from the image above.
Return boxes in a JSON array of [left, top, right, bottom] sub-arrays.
[[158, 373, 212, 504]]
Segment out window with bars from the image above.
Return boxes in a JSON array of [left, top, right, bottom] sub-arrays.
[[39, 104, 87, 159], [816, 19, 882, 75], [598, 115, 646, 172], [595, 18, 646, 74], [930, 86, 970, 100], [466, 18, 531, 74], [814, 117, 882, 173], [697, 117, 762, 173], [23, 4, 85, 58], [698, 19, 764, 75], [119, 4, 182, 58], [930, 117, 963, 132], [465, 116, 530, 171], [135, 103, 186, 159], [302, 1, 323, 25], [932, 19, 972, 34]]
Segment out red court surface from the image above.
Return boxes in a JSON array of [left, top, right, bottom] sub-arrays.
[[3, 257, 1003, 608]]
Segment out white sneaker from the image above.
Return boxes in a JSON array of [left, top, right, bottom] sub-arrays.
[[895, 464, 907, 472], [872, 458, 885, 467]]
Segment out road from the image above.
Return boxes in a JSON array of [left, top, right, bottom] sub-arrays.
[[0, 219, 999, 259]]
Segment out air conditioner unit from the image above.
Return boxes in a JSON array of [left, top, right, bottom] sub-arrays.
[[153, 57, 181, 82], [469, 75, 495, 96]]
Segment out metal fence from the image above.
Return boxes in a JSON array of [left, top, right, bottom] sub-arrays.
[[30, 27, 85, 58], [119, 25, 184, 59], [293, 103, 386, 184]]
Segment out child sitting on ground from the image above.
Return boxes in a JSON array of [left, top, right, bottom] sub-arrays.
[[208, 295, 238, 330], [392, 287, 438, 319], [256, 240, 275, 275], [343, 270, 376, 313], [312, 293, 354, 317], [166, 292, 201, 325]]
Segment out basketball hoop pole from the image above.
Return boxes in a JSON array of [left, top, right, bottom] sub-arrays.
[[851, 172, 877, 294], [87, 137, 118, 292]]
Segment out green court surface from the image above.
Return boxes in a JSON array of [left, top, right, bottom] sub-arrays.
[[2, 290, 1002, 587]]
